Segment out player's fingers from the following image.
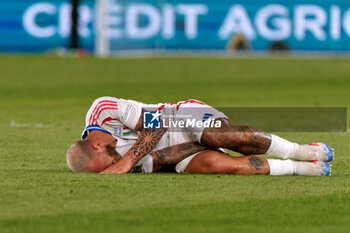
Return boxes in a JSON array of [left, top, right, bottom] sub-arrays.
[[115, 168, 127, 174], [100, 169, 113, 174]]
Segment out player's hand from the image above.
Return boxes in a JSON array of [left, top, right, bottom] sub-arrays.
[[100, 157, 133, 174]]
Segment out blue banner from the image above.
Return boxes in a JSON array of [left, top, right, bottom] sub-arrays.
[[1, 0, 350, 53], [0, 0, 95, 53]]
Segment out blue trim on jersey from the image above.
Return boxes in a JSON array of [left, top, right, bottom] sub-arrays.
[[81, 125, 111, 139]]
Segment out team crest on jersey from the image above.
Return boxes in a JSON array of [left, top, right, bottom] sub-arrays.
[[121, 104, 132, 122], [114, 127, 131, 137]]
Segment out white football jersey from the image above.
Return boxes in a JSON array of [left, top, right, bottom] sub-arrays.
[[81, 97, 169, 156], [81, 97, 145, 156], [81, 97, 226, 158]]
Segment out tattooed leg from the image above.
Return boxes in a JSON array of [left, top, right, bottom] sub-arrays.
[[184, 150, 270, 175], [200, 119, 272, 155]]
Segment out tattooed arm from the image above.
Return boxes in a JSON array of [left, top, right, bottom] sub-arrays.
[[101, 111, 167, 174], [127, 142, 208, 173], [150, 142, 207, 172]]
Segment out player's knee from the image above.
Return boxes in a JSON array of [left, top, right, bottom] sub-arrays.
[[195, 153, 218, 173], [198, 153, 237, 174]]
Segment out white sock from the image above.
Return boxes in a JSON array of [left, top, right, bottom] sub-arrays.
[[266, 134, 299, 159], [267, 159, 296, 175]]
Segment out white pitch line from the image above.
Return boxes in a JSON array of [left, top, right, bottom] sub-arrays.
[[10, 121, 51, 128]]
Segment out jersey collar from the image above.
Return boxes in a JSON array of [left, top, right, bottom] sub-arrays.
[[81, 125, 112, 140]]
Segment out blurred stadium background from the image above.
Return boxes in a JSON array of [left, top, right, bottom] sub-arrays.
[[1, 1, 350, 233], [2, 0, 350, 55]]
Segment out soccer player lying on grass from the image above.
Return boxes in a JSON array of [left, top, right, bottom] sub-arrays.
[[67, 140, 330, 176], [66, 97, 334, 176]]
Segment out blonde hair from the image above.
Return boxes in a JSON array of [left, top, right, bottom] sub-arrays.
[[66, 140, 94, 172]]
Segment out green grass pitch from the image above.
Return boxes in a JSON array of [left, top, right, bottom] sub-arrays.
[[0, 55, 349, 233]]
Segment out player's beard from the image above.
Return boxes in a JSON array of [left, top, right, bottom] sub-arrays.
[[105, 145, 122, 161]]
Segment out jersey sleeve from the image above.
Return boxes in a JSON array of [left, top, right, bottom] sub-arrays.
[[85, 96, 142, 130]]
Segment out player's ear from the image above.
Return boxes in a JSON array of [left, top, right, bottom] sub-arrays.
[[92, 141, 104, 151]]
